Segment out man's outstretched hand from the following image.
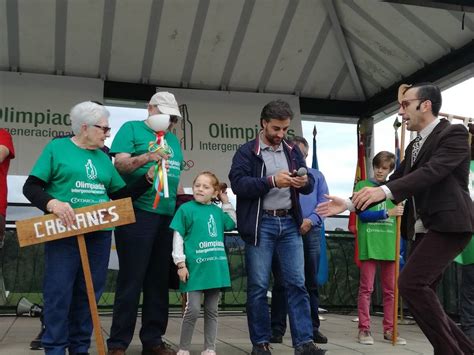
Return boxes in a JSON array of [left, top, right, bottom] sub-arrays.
[[316, 195, 348, 217], [352, 186, 385, 210]]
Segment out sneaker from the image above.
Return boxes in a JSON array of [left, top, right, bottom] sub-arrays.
[[29, 328, 44, 350], [313, 330, 328, 344], [251, 343, 272, 355], [177, 350, 190, 355], [201, 350, 216, 355], [358, 330, 374, 345], [269, 334, 283, 343], [294, 341, 326, 354], [384, 331, 407, 345]]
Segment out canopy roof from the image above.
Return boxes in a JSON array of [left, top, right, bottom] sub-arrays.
[[1, 0, 473, 119]]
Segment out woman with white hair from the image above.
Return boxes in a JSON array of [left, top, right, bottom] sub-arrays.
[[22, 101, 160, 355]]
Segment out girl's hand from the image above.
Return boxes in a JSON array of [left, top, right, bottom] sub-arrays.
[[218, 190, 229, 204], [177, 266, 189, 282]]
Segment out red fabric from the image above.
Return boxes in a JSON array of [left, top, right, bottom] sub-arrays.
[[0, 129, 15, 216], [348, 126, 366, 268]]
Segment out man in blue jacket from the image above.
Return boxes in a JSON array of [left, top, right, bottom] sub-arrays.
[[271, 136, 329, 345], [229, 100, 325, 355]]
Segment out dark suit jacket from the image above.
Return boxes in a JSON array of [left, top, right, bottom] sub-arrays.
[[387, 119, 474, 238]]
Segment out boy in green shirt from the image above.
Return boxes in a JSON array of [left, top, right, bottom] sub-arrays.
[[354, 151, 406, 346]]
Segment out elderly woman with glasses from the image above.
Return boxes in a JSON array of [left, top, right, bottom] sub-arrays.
[[22, 101, 160, 355]]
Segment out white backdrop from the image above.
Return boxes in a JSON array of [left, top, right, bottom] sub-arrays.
[[161, 88, 302, 186], [0, 71, 103, 175]]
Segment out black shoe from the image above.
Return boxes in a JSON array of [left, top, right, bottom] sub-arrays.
[[251, 342, 272, 355], [269, 334, 283, 343], [29, 328, 45, 350], [294, 341, 326, 355], [313, 330, 328, 344]]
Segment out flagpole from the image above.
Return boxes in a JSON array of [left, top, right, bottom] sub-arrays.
[[392, 120, 406, 345]]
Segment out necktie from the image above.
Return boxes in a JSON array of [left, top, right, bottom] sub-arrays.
[[411, 134, 422, 166]]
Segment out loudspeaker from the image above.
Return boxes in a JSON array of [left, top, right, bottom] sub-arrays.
[[16, 297, 43, 317]]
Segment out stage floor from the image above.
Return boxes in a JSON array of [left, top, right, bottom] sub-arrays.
[[0, 312, 434, 354]]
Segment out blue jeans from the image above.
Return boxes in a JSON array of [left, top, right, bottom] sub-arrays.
[[245, 215, 313, 347], [271, 227, 321, 336], [108, 208, 173, 350], [42, 231, 111, 355], [460, 264, 474, 342]]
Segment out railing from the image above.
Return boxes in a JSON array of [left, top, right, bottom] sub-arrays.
[[0, 226, 462, 317]]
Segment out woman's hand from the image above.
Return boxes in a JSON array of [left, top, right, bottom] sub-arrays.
[[47, 199, 76, 227]]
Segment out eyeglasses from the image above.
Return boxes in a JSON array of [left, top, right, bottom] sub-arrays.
[[91, 124, 111, 134], [400, 98, 427, 109]]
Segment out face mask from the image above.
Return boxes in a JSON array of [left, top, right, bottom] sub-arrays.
[[147, 114, 170, 132]]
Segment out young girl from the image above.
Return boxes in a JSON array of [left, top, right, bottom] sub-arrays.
[[355, 151, 406, 346], [171, 171, 236, 355]]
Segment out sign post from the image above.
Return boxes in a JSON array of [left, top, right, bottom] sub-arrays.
[[16, 198, 136, 355]]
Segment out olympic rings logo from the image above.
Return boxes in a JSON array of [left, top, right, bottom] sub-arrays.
[[182, 160, 195, 171]]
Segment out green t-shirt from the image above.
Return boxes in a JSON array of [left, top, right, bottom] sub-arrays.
[[170, 201, 236, 292], [30, 138, 125, 208], [455, 237, 474, 265], [110, 121, 183, 215], [355, 179, 396, 261], [455, 162, 474, 265]]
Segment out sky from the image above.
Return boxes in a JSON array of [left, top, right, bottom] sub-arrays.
[[301, 77, 474, 200]]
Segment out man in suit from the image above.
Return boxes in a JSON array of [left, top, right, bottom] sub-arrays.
[[317, 82, 474, 355]]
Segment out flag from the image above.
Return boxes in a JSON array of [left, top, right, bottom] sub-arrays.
[[312, 124, 328, 284], [394, 118, 402, 169], [348, 121, 367, 268], [394, 117, 406, 269], [312, 125, 319, 170]]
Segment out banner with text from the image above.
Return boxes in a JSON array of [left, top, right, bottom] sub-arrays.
[[0, 71, 103, 175], [163, 88, 301, 186]]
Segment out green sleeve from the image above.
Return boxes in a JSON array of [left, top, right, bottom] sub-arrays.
[[30, 141, 54, 182], [110, 122, 136, 155], [107, 161, 126, 193], [222, 210, 236, 231], [170, 205, 187, 236]]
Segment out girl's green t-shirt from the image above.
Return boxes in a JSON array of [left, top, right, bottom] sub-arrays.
[[30, 138, 125, 208], [170, 201, 235, 292], [355, 179, 396, 261], [110, 121, 183, 216]]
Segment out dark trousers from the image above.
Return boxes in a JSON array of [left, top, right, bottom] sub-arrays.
[[398, 231, 474, 355], [107, 209, 173, 350], [271, 227, 321, 337], [461, 263, 474, 343]]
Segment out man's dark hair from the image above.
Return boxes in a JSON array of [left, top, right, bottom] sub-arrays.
[[372, 151, 396, 171], [289, 135, 309, 148], [410, 82, 442, 116], [260, 100, 294, 127]]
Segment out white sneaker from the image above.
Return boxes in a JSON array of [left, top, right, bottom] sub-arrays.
[[358, 330, 374, 345], [177, 350, 190, 355], [384, 331, 407, 345], [201, 350, 217, 355]]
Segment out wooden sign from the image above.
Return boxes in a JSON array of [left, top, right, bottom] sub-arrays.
[[16, 198, 135, 247], [15, 197, 136, 355]]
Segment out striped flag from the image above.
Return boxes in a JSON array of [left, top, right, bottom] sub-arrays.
[[348, 122, 367, 268]]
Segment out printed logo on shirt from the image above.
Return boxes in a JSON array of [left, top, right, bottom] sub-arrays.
[[208, 214, 217, 238], [85, 159, 98, 180]]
